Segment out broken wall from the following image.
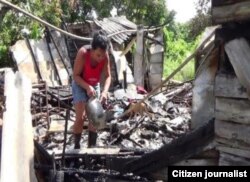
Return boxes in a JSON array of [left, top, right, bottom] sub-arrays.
[[10, 31, 72, 86]]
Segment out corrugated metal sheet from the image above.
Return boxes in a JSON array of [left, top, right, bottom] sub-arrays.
[[94, 16, 137, 44]]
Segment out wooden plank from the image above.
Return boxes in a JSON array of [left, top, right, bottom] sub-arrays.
[[215, 120, 250, 146], [215, 73, 247, 98], [149, 63, 162, 74], [215, 98, 250, 125], [120, 37, 136, 57], [150, 53, 163, 63], [191, 48, 219, 129], [212, 1, 250, 24], [48, 115, 75, 133], [217, 145, 250, 159], [52, 147, 121, 155], [134, 26, 144, 87], [225, 38, 250, 97], [219, 152, 250, 165], [212, 0, 249, 7], [216, 136, 250, 150], [1, 70, 37, 182], [149, 73, 162, 90]]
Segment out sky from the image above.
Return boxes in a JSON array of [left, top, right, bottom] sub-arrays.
[[166, 0, 197, 23]]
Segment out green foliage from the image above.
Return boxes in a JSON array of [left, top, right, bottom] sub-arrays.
[[163, 25, 200, 81], [0, 45, 9, 67], [187, 0, 212, 41], [61, 0, 92, 22], [164, 0, 211, 81], [0, 0, 62, 67], [61, 0, 174, 26], [116, 0, 171, 26]]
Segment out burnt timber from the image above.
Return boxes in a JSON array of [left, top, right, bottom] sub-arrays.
[[212, 0, 250, 24]]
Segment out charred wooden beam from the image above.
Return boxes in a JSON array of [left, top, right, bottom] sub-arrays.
[[61, 168, 149, 181], [212, 0, 249, 7], [215, 119, 250, 148], [34, 140, 53, 165], [48, 30, 71, 76], [45, 27, 62, 85], [217, 146, 250, 160], [145, 35, 164, 46], [47, 90, 74, 111], [219, 152, 250, 165], [124, 118, 214, 174], [24, 34, 43, 81], [106, 156, 140, 173], [53, 147, 121, 156], [212, 1, 250, 24], [164, 83, 192, 98], [62, 109, 70, 167], [215, 73, 247, 98], [109, 116, 146, 145], [215, 23, 250, 44]]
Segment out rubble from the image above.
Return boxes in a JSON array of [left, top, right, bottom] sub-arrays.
[[0, 67, 193, 181], [31, 81, 192, 181]]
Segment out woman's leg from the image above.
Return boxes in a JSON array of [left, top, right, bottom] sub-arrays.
[[88, 122, 97, 148], [73, 102, 86, 149], [72, 81, 88, 149], [73, 102, 87, 149], [73, 102, 86, 134]]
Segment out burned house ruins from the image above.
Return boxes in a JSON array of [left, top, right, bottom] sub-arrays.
[[1, 0, 250, 181]]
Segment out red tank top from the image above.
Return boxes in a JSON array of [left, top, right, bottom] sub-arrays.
[[82, 50, 106, 86]]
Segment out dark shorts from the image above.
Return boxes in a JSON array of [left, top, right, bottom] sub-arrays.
[[72, 81, 100, 104]]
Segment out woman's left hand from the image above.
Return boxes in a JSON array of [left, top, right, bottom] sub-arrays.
[[100, 91, 108, 104]]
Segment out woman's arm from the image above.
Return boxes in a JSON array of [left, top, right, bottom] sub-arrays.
[[73, 47, 96, 96]]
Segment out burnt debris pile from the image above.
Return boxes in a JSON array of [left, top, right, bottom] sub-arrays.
[[32, 81, 192, 181], [0, 71, 193, 181]]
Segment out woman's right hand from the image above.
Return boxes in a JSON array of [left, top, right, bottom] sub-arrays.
[[86, 85, 96, 97]]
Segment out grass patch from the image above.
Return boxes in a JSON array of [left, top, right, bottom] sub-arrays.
[[163, 56, 195, 82]]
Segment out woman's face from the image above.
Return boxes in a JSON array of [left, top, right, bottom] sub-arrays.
[[92, 48, 107, 63]]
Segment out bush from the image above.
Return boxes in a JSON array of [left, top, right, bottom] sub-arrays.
[[163, 25, 200, 81], [0, 0, 62, 67]]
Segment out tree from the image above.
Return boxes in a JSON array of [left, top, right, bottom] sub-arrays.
[[187, 0, 212, 41], [0, 0, 62, 67], [115, 0, 171, 26], [62, 0, 174, 26]]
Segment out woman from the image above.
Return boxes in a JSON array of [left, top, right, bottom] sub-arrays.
[[72, 31, 111, 149]]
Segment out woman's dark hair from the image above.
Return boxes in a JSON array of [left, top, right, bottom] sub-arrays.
[[91, 30, 109, 51]]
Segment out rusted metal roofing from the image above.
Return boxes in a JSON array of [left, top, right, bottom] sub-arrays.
[[94, 16, 137, 44]]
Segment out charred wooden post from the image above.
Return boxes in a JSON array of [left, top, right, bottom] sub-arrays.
[[23, 33, 43, 81], [45, 27, 62, 86], [31, 81, 50, 129], [47, 90, 74, 112], [62, 109, 70, 167], [47, 30, 71, 78]]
